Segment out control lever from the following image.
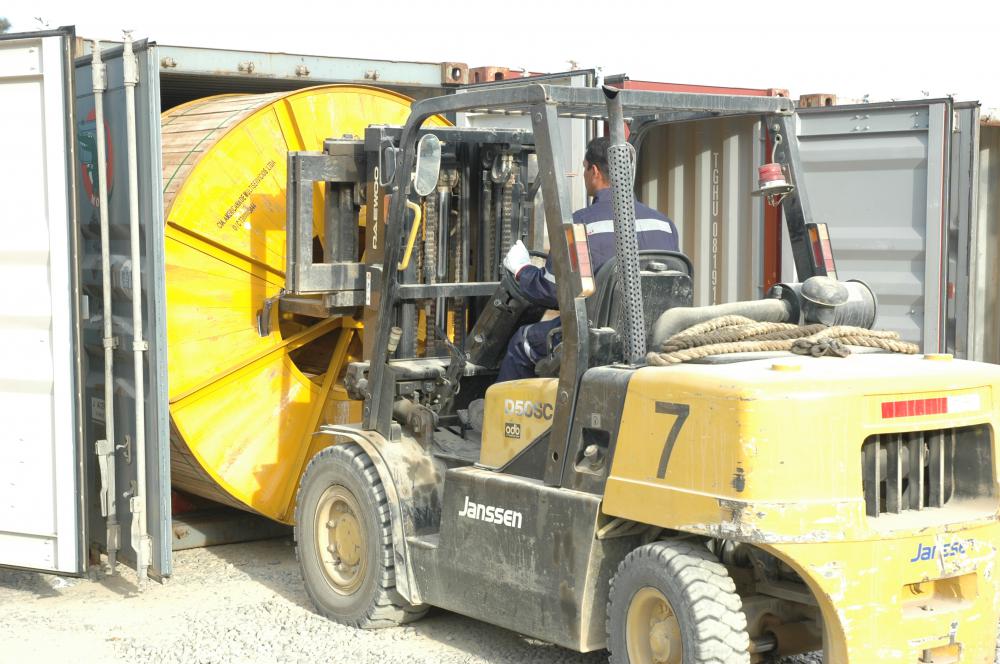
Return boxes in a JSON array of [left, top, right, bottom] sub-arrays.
[[431, 326, 466, 414]]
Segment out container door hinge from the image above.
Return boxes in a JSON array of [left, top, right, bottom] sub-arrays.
[[117, 434, 132, 464]]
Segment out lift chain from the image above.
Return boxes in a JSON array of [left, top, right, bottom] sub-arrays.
[[500, 172, 516, 260], [482, 170, 495, 281], [423, 193, 437, 354], [450, 179, 466, 349]]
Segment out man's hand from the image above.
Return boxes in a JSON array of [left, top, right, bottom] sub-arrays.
[[503, 240, 531, 277]]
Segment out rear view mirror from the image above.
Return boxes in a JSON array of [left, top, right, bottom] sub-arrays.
[[378, 137, 397, 187], [413, 133, 442, 197]]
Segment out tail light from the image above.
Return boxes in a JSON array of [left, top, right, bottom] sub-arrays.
[[566, 225, 595, 297]]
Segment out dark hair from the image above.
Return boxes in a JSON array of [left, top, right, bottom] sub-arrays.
[[584, 136, 610, 178]]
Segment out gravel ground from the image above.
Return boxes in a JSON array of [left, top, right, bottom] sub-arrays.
[[0, 537, 996, 664]]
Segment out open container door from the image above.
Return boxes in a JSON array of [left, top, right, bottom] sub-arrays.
[[74, 39, 172, 581], [0, 28, 86, 574], [786, 99, 978, 353]]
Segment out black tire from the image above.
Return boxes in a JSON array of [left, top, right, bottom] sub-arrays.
[[608, 540, 751, 664], [294, 443, 427, 628]]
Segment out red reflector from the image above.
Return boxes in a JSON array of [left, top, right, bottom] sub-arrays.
[[566, 225, 595, 297], [881, 397, 947, 419]]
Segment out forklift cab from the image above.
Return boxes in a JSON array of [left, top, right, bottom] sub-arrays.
[[351, 84, 789, 487]]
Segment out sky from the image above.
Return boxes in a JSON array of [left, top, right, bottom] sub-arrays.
[[9, 0, 1000, 114]]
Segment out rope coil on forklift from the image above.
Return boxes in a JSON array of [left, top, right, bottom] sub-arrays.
[[647, 315, 920, 366]]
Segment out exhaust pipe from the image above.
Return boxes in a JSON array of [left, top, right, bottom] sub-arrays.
[[650, 299, 793, 348], [603, 85, 645, 364]]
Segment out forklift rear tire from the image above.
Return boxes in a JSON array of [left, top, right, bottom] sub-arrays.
[[294, 442, 427, 628], [607, 540, 751, 664]]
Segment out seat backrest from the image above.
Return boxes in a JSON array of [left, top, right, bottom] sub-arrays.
[[586, 250, 694, 343], [535, 251, 694, 377]]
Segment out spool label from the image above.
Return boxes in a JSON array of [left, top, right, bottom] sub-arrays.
[[217, 159, 275, 230]]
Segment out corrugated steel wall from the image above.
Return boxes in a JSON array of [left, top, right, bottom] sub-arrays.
[[636, 117, 764, 306], [978, 125, 1000, 363]]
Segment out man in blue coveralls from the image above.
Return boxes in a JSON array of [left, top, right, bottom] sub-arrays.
[[496, 136, 679, 382]]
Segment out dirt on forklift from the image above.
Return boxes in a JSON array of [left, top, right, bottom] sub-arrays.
[[283, 84, 1000, 663]]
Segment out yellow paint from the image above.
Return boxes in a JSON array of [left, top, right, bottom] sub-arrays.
[[479, 378, 558, 468], [162, 85, 448, 522], [604, 352, 1000, 660]]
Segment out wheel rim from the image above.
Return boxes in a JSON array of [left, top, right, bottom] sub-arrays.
[[314, 484, 367, 595], [626, 586, 683, 664]]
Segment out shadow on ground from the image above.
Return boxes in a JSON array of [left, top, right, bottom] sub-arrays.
[[206, 536, 607, 664]]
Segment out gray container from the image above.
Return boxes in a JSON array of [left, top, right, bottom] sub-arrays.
[[972, 123, 1000, 363], [791, 100, 981, 355]]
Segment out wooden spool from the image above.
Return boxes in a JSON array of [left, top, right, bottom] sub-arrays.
[[161, 85, 447, 522]]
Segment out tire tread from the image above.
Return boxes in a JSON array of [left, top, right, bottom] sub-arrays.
[[607, 540, 751, 664], [294, 443, 427, 629]]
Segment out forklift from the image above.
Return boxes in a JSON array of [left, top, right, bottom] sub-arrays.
[[282, 84, 1000, 663]]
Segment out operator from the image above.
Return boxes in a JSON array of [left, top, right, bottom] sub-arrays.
[[496, 136, 679, 382]]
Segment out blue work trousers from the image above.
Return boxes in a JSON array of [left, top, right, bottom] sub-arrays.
[[497, 317, 561, 382]]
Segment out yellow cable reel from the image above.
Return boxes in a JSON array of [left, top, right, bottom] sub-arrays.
[[161, 85, 449, 523]]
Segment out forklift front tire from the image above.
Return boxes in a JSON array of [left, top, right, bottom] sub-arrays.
[[294, 442, 427, 628], [608, 540, 751, 664]]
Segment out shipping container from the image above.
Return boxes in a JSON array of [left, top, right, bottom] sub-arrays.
[[635, 115, 767, 306], [622, 74, 986, 357], [612, 75, 786, 307], [973, 122, 1000, 363], [790, 100, 980, 354]]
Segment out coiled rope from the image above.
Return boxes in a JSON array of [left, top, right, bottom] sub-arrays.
[[647, 315, 920, 366]]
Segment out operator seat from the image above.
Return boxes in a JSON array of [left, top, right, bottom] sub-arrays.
[[535, 250, 694, 376], [589, 250, 694, 335]]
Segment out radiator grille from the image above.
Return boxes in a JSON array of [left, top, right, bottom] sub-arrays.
[[861, 425, 993, 517]]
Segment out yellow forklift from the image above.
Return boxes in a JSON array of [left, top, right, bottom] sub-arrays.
[[283, 84, 1000, 662]]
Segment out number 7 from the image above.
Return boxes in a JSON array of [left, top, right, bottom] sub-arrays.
[[655, 401, 690, 479]]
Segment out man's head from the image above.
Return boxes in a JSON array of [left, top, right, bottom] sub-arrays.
[[583, 136, 611, 196]]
